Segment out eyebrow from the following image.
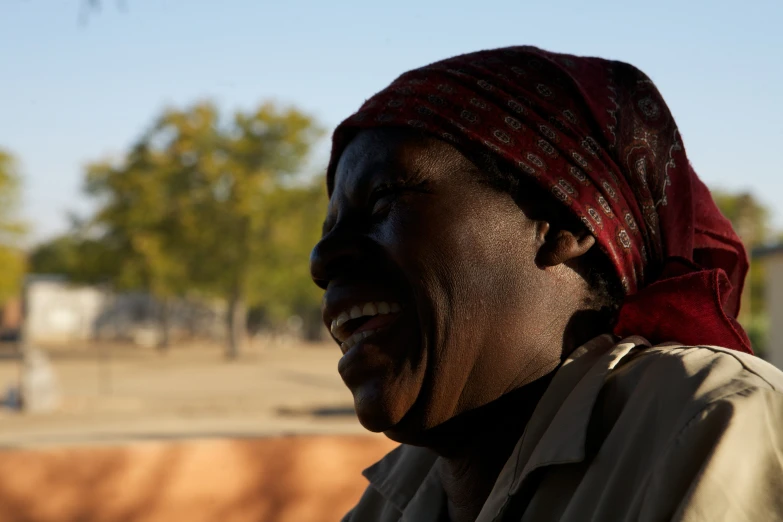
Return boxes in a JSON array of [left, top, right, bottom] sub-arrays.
[[320, 162, 431, 236], [352, 162, 402, 195]]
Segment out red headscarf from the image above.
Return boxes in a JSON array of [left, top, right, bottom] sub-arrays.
[[326, 46, 752, 354]]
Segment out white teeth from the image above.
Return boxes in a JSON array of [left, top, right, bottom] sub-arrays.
[[331, 301, 403, 344], [331, 311, 350, 333], [341, 328, 380, 354], [336, 311, 350, 326]]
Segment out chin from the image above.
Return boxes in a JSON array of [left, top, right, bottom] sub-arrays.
[[356, 408, 398, 433], [338, 331, 426, 434], [352, 380, 417, 433], [354, 389, 444, 447], [381, 418, 435, 447]]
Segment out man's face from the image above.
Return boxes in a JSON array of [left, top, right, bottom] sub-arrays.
[[310, 129, 563, 442]]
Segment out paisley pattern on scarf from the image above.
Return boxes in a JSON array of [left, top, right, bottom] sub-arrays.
[[326, 46, 752, 353]]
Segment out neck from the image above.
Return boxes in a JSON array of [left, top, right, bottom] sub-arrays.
[[430, 375, 554, 522]]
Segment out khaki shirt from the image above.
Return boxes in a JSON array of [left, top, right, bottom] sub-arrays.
[[342, 335, 783, 521]]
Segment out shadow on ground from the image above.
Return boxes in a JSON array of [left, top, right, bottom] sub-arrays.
[[276, 405, 356, 418]]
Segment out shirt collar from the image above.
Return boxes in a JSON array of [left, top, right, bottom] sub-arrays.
[[504, 334, 648, 493], [360, 334, 650, 514]]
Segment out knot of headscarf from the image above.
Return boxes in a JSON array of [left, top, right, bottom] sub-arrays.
[[326, 45, 752, 354]]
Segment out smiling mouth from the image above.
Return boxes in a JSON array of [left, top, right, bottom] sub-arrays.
[[339, 313, 403, 354], [330, 301, 403, 354]]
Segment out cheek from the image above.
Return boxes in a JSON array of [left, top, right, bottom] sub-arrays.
[[418, 203, 543, 357], [418, 208, 536, 298], [382, 197, 539, 317]]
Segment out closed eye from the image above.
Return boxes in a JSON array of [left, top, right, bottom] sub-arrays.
[[369, 180, 430, 218], [369, 184, 404, 216]]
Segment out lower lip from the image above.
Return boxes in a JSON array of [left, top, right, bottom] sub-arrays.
[[339, 312, 402, 356]]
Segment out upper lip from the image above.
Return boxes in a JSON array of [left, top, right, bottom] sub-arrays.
[[323, 288, 404, 343]]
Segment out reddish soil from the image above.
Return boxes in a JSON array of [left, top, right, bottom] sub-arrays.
[[0, 434, 397, 522]]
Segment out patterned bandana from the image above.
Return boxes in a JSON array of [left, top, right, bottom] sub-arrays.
[[326, 46, 752, 353]]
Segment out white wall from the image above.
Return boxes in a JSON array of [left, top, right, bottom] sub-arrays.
[[25, 280, 108, 344], [23, 278, 226, 345]]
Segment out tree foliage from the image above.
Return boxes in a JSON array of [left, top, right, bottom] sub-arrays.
[[29, 229, 119, 285], [0, 150, 26, 304], [247, 182, 327, 323], [711, 191, 770, 248], [72, 101, 323, 357], [712, 189, 770, 354]]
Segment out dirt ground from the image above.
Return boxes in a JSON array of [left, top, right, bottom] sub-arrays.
[[0, 435, 398, 522], [0, 340, 400, 521], [0, 339, 365, 448]]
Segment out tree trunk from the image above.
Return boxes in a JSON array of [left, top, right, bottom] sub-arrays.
[[227, 216, 251, 360], [226, 291, 246, 360], [157, 297, 171, 353]]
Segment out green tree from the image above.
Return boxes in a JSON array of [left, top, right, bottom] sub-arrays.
[[29, 233, 119, 284], [0, 150, 26, 304], [84, 140, 192, 349], [83, 101, 323, 357], [711, 191, 770, 248], [247, 181, 327, 336], [712, 189, 770, 354], [29, 214, 121, 284]]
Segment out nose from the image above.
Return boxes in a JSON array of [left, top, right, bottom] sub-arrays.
[[310, 224, 364, 290]]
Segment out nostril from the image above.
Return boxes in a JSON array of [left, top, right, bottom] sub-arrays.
[[310, 226, 364, 289], [309, 243, 330, 288]]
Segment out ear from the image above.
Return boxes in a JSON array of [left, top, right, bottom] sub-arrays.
[[535, 222, 596, 267]]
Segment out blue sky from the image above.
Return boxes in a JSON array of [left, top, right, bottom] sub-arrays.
[[2, 0, 782, 244]]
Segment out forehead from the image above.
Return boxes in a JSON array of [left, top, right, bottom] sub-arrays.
[[332, 129, 470, 193]]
